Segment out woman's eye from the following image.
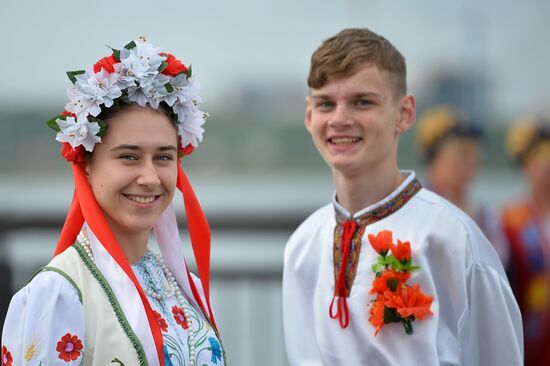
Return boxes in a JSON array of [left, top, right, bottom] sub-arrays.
[[119, 154, 137, 160], [156, 155, 173, 161]]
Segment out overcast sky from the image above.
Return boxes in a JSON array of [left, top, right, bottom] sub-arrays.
[[1, 0, 549, 121]]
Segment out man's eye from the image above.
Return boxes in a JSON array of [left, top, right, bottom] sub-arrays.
[[317, 101, 334, 109], [356, 99, 371, 107]]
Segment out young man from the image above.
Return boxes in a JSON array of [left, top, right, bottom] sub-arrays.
[[282, 28, 522, 365]]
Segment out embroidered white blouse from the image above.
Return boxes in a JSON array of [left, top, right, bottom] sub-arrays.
[[283, 171, 523, 365], [2, 250, 224, 366]]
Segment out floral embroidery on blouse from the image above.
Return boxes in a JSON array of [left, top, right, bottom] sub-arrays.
[[172, 305, 189, 329], [132, 251, 225, 365], [1, 346, 13, 366], [24, 335, 41, 363], [154, 310, 169, 332], [208, 337, 222, 364], [56, 333, 83, 362]]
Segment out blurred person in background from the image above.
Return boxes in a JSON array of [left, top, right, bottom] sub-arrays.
[[282, 27, 522, 365], [416, 105, 509, 263], [1, 39, 225, 366], [501, 116, 550, 366]]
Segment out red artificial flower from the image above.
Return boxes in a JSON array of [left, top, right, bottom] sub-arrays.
[[391, 240, 411, 262], [172, 305, 189, 329], [56, 333, 83, 362], [384, 283, 434, 320], [368, 297, 386, 336], [370, 269, 411, 295], [93, 54, 117, 73], [61, 142, 85, 164], [1, 346, 13, 366], [161, 53, 187, 76], [153, 310, 168, 332], [178, 143, 194, 158], [61, 110, 77, 118], [368, 230, 393, 255]]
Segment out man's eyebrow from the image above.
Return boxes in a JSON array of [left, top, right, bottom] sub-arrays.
[[310, 91, 381, 100]]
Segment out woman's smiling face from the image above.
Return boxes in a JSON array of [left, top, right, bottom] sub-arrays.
[[85, 106, 179, 240]]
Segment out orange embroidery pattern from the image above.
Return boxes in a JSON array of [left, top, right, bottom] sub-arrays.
[[367, 230, 433, 336]]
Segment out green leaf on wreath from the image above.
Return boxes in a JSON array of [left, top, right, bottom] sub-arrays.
[[159, 61, 168, 73], [124, 41, 136, 50], [109, 47, 121, 62], [90, 117, 108, 136], [165, 83, 174, 93], [46, 116, 63, 132], [67, 70, 86, 84]]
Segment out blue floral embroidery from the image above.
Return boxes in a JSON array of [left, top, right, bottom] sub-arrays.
[[163, 345, 174, 366], [208, 337, 222, 364]]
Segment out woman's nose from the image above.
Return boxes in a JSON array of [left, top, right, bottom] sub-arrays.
[[136, 161, 161, 187]]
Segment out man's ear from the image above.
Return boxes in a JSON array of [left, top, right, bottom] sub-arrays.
[[396, 94, 416, 134], [305, 96, 313, 133]]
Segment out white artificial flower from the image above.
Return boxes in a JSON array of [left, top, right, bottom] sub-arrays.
[[55, 115, 101, 151], [65, 70, 122, 118], [115, 52, 152, 89], [120, 40, 166, 74], [177, 107, 206, 147]]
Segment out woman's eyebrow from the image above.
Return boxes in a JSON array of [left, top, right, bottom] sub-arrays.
[[110, 144, 139, 151]]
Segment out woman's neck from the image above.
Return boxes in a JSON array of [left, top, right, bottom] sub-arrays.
[[110, 227, 150, 264]]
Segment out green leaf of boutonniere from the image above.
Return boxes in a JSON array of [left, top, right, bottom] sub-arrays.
[[383, 306, 401, 324]]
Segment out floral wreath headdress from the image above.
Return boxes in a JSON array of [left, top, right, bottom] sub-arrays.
[[47, 38, 216, 366], [47, 36, 207, 161]]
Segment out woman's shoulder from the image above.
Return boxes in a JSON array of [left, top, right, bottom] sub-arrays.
[[12, 268, 82, 307]]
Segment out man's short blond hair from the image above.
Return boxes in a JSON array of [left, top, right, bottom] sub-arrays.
[[308, 28, 407, 98]]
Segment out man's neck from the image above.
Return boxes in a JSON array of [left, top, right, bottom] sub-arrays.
[[333, 166, 405, 216]]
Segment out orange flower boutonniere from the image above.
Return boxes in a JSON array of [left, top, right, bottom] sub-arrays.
[[367, 230, 433, 336]]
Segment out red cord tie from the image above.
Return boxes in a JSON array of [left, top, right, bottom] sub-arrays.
[[329, 219, 358, 328]]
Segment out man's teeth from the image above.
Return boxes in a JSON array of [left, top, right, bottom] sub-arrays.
[[126, 195, 156, 204], [331, 137, 360, 144]]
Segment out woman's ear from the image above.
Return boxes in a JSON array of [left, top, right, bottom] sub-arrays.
[[84, 161, 92, 177]]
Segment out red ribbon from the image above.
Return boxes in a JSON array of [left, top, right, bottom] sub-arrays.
[[329, 220, 358, 328], [54, 161, 217, 366]]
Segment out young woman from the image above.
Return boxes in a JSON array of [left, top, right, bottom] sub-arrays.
[[502, 117, 550, 366], [1, 39, 225, 366]]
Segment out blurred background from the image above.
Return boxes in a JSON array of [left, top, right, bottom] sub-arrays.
[[1, 0, 550, 364]]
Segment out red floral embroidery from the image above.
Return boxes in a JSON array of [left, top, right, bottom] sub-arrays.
[[154, 310, 168, 332], [172, 305, 189, 329], [56, 333, 83, 362], [1, 346, 13, 366]]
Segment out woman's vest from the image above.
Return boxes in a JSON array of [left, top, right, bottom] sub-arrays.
[[37, 243, 148, 366]]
